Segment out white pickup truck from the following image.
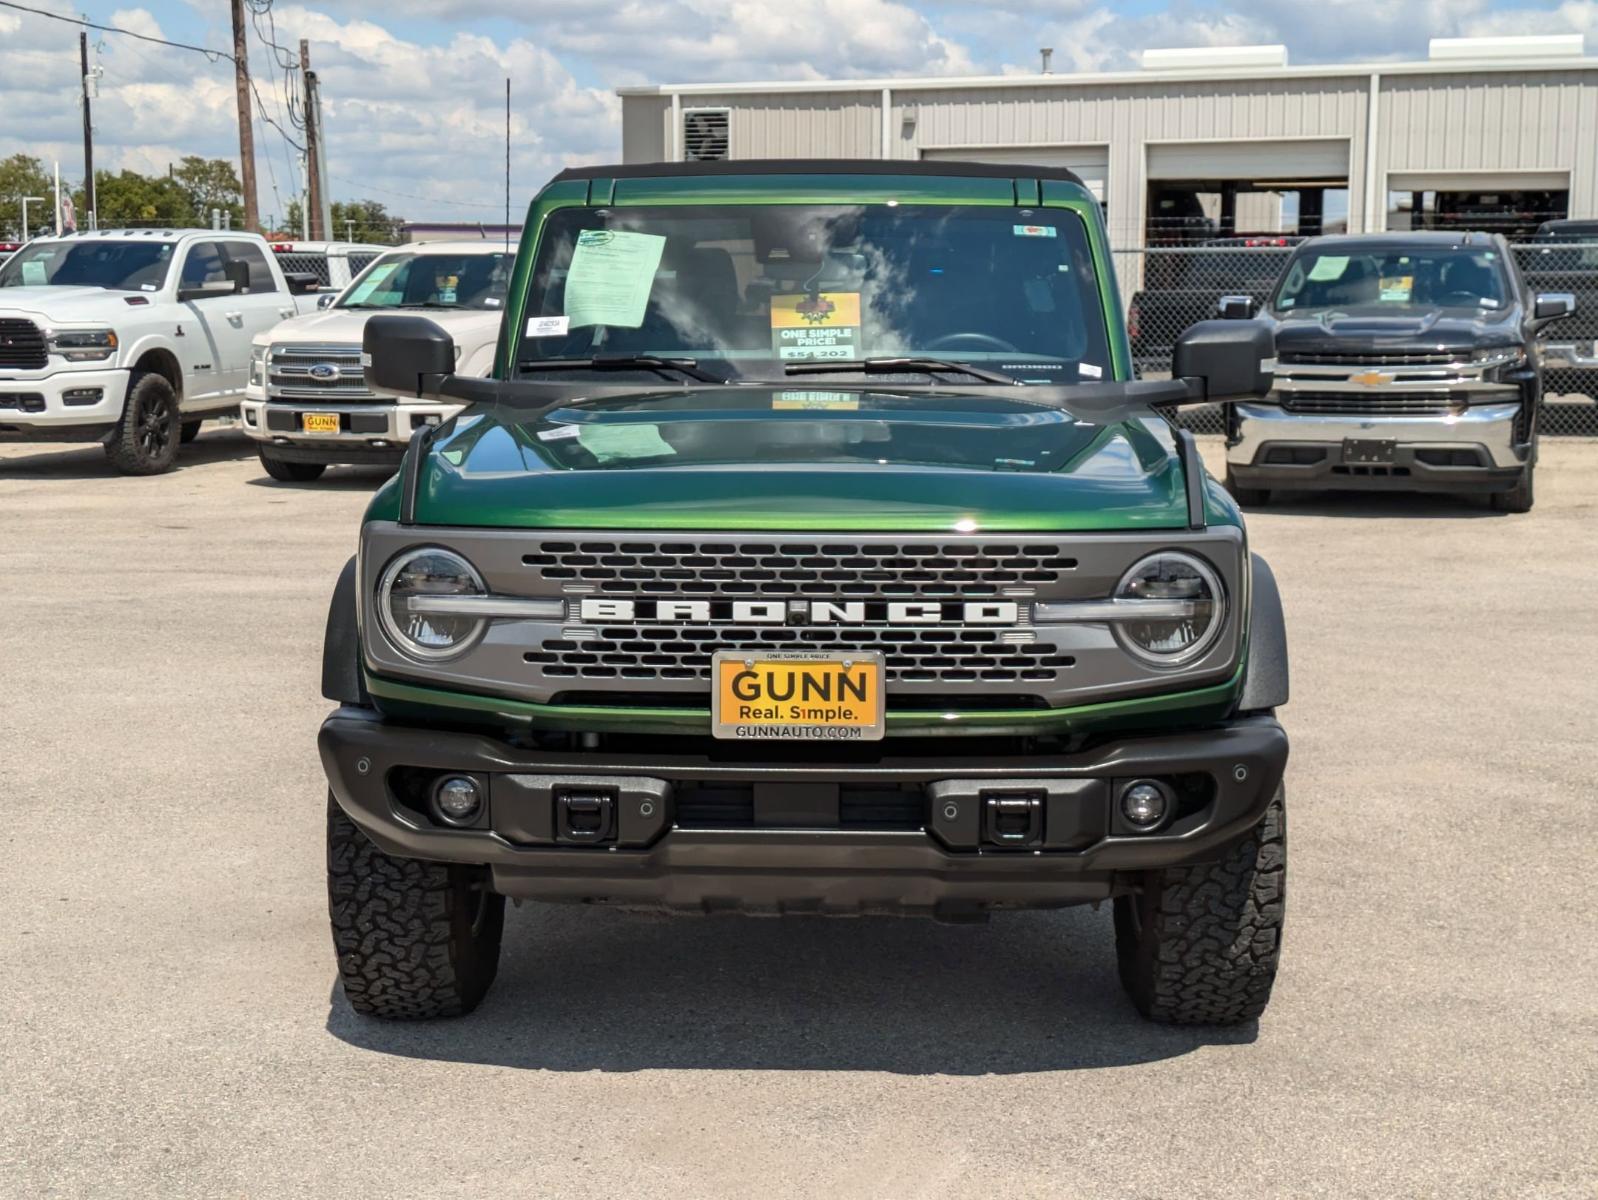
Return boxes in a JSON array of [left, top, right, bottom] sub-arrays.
[[241, 241, 511, 482], [0, 229, 321, 473]]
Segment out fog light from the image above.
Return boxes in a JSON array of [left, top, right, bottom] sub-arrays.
[[63, 387, 104, 406], [432, 775, 483, 825], [1120, 781, 1169, 829]]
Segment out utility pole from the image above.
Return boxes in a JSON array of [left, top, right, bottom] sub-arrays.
[[300, 40, 326, 241], [79, 32, 96, 229], [230, 0, 259, 231]]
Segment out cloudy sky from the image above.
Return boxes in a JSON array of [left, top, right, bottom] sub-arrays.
[[1, 0, 1593, 223]]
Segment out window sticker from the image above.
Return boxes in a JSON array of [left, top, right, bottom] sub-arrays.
[[345, 261, 400, 305], [1379, 275, 1414, 302], [770, 292, 862, 362], [1013, 224, 1058, 238], [526, 315, 570, 338], [772, 390, 860, 411], [1079, 362, 1103, 379], [577, 422, 676, 463], [536, 424, 581, 442], [21, 261, 47, 285], [564, 230, 667, 329], [1306, 256, 1349, 282], [438, 275, 458, 304]]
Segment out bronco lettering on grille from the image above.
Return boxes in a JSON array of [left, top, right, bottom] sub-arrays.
[[577, 599, 1021, 625]]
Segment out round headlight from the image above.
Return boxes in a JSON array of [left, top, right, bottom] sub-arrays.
[[1113, 551, 1225, 667], [377, 547, 487, 660]]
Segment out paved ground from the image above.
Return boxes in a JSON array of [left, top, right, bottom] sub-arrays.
[[3, 430, 1595, 1199]]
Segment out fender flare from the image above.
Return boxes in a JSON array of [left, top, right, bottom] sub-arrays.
[[322, 555, 369, 705], [1239, 552, 1290, 712]]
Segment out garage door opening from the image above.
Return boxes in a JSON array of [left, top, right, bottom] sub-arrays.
[[1146, 181, 1350, 246], [1387, 189, 1569, 237]]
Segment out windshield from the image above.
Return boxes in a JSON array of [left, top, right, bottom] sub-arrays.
[[515, 204, 1113, 385], [0, 240, 175, 291], [341, 251, 511, 310], [1273, 245, 1510, 315]]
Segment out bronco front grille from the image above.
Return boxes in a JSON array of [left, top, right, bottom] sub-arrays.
[[0, 318, 47, 370], [522, 540, 1078, 598], [526, 625, 1075, 685], [1280, 391, 1460, 416], [267, 343, 374, 400]]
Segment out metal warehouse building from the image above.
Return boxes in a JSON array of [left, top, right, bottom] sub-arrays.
[[617, 36, 1598, 247]]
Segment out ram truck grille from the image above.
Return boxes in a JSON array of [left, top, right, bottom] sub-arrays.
[[0, 318, 48, 370], [267, 343, 375, 401]]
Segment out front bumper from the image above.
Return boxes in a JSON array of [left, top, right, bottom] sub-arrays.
[[0, 366, 129, 434], [320, 706, 1288, 915], [240, 394, 461, 461], [1227, 400, 1528, 492]]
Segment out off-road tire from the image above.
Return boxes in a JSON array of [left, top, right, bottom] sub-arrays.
[[180, 420, 202, 444], [258, 448, 327, 483], [326, 795, 504, 1019], [105, 371, 181, 475], [1114, 784, 1285, 1025], [1223, 466, 1269, 508], [1490, 466, 1534, 513]]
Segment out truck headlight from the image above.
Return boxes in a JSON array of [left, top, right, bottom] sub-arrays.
[[250, 345, 267, 386], [1473, 346, 1527, 374], [1112, 551, 1225, 667], [377, 547, 487, 660], [48, 328, 118, 362]]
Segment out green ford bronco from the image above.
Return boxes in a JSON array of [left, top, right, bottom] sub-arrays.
[[320, 160, 1289, 1025]]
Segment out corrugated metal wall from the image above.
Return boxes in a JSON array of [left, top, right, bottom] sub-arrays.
[[619, 66, 1598, 242]]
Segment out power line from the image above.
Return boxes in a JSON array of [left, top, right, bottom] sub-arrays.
[[0, 0, 232, 61]]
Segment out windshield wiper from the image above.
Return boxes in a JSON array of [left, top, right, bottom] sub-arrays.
[[518, 355, 722, 383], [784, 357, 1018, 385]]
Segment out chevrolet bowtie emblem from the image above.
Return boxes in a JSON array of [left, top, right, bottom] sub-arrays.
[[1349, 370, 1395, 387]]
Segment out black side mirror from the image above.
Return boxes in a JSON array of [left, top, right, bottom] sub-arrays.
[[1534, 291, 1577, 323], [1173, 319, 1275, 401], [283, 271, 321, 295], [364, 314, 455, 399], [224, 258, 250, 294], [1217, 294, 1258, 320]]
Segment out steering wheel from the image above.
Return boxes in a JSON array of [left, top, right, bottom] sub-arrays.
[[1438, 291, 1484, 308], [925, 332, 1018, 353]]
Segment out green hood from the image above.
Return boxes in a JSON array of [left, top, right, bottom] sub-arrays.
[[375, 386, 1235, 533]]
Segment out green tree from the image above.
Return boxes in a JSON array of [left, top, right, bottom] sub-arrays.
[[172, 156, 244, 227], [0, 153, 55, 239], [79, 170, 196, 228], [283, 197, 403, 244]]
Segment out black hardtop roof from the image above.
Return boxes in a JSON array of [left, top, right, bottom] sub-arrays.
[[550, 158, 1087, 186], [1296, 230, 1507, 253]]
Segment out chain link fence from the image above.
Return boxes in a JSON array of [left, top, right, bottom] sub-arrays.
[[1115, 240, 1598, 437]]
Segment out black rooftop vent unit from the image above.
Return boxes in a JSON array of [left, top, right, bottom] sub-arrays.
[[682, 108, 730, 161]]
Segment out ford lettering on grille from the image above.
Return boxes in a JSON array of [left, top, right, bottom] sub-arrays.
[[578, 599, 1021, 625]]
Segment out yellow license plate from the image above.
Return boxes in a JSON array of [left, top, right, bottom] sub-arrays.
[[712, 651, 885, 741], [301, 412, 340, 434]]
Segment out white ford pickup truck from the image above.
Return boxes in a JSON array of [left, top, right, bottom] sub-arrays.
[[241, 241, 511, 482], [0, 229, 321, 473]]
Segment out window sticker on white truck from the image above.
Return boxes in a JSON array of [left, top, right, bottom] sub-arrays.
[[563, 230, 666, 329], [526, 315, 570, 337], [345, 261, 400, 306]]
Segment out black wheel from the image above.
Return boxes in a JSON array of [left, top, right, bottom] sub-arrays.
[[258, 448, 327, 483], [1223, 466, 1269, 508], [180, 420, 202, 444], [105, 371, 181, 475], [1114, 784, 1285, 1025], [327, 795, 504, 1019], [1490, 466, 1534, 513]]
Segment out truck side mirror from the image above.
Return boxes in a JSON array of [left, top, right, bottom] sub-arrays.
[[1217, 294, 1257, 320], [364, 314, 455, 399], [1173, 320, 1275, 401], [224, 258, 250, 294], [1533, 291, 1577, 323], [283, 271, 321, 295]]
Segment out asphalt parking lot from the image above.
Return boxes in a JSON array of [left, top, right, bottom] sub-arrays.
[[3, 429, 1595, 1199]]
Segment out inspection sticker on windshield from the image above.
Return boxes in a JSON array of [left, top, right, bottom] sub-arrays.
[[526, 315, 570, 337], [1379, 275, 1414, 302], [773, 390, 860, 410], [771, 292, 861, 362], [564, 229, 666, 330], [1013, 224, 1057, 238]]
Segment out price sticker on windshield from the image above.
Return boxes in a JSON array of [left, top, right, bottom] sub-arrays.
[[771, 292, 862, 362]]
